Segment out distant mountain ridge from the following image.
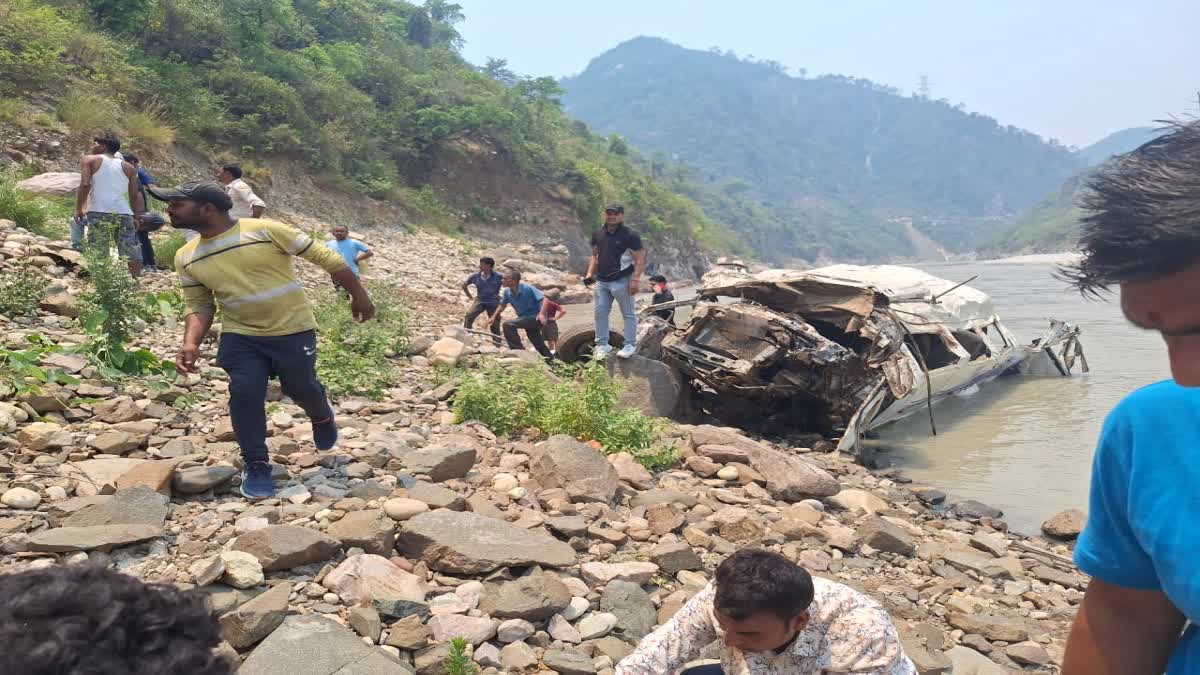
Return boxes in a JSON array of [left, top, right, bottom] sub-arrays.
[[561, 37, 1082, 263], [985, 125, 1168, 254]]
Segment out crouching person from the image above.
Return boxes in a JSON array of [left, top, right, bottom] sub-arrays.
[[489, 269, 554, 361], [615, 548, 916, 674]]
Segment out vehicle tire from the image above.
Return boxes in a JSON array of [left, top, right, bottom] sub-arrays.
[[555, 325, 624, 363]]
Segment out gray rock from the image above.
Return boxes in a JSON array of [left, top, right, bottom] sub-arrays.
[[497, 618, 536, 643], [543, 648, 597, 674], [232, 525, 341, 572], [348, 479, 395, 500], [374, 599, 430, 622], [401, 445, 477, 482], [397, 510, 576, 574], [427, 614, 497, 645], [600, 581, 656, 640], [173, 465, 238, 495], [605, 354, 682, 418], [857, 516, 916, 556], [630, 490, 699, 509], [500, 641, 539, 670], [62, 485, 168, 528], [348, 606, 382, 642], [576, 612, 618, 640], [746, 445, 840, 501], [1031, 564, 1086, 590], [93, 396, 144, 423], [27, 524, 163, 552], [945, 646, 1007, 675], [219, 581, 290, 649], [384, 614, 430, 650], [545, 515, 589, 538], [589, 636, 634, 663], [413, 644, 451, 675], [695, 444, 751, 464], [398, 482, 466, 510], [240, 614, 407, 674], [952, 500, 1002, 520], [1006, 641, 1053, 666], [529, 435, 621, 504], [478, 574, 571, 621], [650, 541, 702, 575], [326, 510, 395, 556], [948, 613, 1030, 643]]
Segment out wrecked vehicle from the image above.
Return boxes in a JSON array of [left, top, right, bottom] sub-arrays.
[[559, 264, 1086, 462]]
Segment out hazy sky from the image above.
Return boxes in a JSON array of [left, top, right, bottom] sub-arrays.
[[455, 0, 1199, 148]]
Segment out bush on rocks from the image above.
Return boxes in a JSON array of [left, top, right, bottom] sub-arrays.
[[0, 265, 48, 317], [313, 281, 410, 399], [453, 360, 672, 468]]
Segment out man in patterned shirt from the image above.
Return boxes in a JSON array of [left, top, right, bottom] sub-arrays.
[[616, 549, 915, 675]]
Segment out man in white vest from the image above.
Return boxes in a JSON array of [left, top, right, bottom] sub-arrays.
[[73, 135, 145, 277]]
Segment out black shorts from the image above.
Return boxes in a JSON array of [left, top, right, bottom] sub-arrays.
[[543, 320, 559, 341]]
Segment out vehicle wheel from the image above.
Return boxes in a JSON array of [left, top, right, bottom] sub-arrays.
[[555, 325, 624, 363]]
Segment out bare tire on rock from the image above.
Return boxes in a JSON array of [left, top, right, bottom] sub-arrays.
[[554, 325, 624, 363]]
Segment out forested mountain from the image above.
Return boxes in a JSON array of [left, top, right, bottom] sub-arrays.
[[986, 126, 1167, 253], [561, 37, 1083, 263], [1, 1, 731, 252]]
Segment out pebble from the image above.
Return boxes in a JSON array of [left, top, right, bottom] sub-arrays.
[[1, 487, 41, 509]]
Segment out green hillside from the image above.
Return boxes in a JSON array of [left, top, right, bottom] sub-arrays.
[[561, 37, 1082, 263], [0, 0, 732, 251], [986, 126, 1167, 254]]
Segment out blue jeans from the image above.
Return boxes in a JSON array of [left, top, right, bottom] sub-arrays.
[[594, 276, 638, 348], [216, 330, 333, 464]]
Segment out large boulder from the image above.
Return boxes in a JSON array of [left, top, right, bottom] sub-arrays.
[[326, 510, 395, 555], [27, 524, 163, 552], [16, 172, 81, 196], [426, 338, 467, 367], [322, 554, 426, 605], [239, 614, 405, 674], [530, 435, 620, 504], [232, 525, 340, 572], [396, 510, 576, 574], [62, 485, 168, 528], [687, 426, 839, 500], [1041, 508, 1086, 540], [219, 581, 290, 649], [478, 574, 572, 621], [605, 354, 682, 418], [400, 445, 477, 482], [600, 580, 657, 640], [60, 458, 146, 497]]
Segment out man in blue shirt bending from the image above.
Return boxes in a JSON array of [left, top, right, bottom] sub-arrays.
[[489, 269, 553, 360], [325, 225, 373, 278], [462, 257, 503, 346], [1062, 120, 1200, 675]]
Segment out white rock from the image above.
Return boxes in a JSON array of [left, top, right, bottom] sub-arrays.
[[190, 556, 225, 586], [220, 550, 265, 589], [562, 596, 590, 621], [491, 473, 519, 492], [383, 498, 429, 521], [45, 486, 68, 502], [580, 561, 659, 586], [507, 487, 528, 500], [717, 466, 740, 481], [497, 618, 536, 643], [1, 487, 41, 509], [577, 612, 619, 640]]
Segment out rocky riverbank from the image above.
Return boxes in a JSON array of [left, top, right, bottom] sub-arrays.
[[0, 216, 1084, 674]]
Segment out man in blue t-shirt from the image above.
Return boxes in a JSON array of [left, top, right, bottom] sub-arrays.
[[1062, 121, 1200, 675], [489, 270, 553, 360], [325, 225, 373, 278], [462, 257, 503, 346]]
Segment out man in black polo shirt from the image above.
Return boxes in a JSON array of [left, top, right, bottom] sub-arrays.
[[584, 204, 645, 359]]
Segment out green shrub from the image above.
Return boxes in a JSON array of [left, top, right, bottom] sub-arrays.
[[56, 92, 118, 134], [453, 360, 672, 468], [0, 100, 23, 124], [0, 178, 47, 232], [152, 230, 187, 270], [442, 638, 476, 675], [313, 282, 411, 399], [0, 335, 79, 400], [124, 108, 177, 147], [0, 266, 48, 317]]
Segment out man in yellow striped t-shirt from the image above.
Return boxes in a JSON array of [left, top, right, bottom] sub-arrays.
[[149, 181, 375, 500]]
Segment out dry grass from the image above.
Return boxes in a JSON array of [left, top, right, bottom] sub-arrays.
[[124, 107, 176, 147], [56, 93, 117, 135], [0, 100, 23, 125]]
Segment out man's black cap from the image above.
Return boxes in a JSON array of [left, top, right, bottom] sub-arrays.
[[147, 181, 233, 211], [605, 203, 624, 214]]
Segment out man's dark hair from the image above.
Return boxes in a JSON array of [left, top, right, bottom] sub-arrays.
[[222, 164, 243, 179], [649, 274, 668, 284], [1062, 120, 1200, 296], [0, 564, 231, 675], [480, 257, 495, 268], [505, 269, 522, 283], [714, 548, 814, 621], [94, 135, 121, 153], [123, 153, 140, 165]]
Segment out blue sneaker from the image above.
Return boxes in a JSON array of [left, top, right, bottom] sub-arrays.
[[240, 461, 275, 500], [312, 416, 338, 451]]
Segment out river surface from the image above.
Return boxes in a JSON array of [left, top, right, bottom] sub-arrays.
[[562, 260, 1169, 535]]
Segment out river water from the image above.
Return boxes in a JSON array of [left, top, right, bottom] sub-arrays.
[[562, 260, 1169, 535]]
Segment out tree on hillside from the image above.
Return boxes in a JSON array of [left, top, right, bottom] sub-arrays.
[[483, 57, 517, 86]]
